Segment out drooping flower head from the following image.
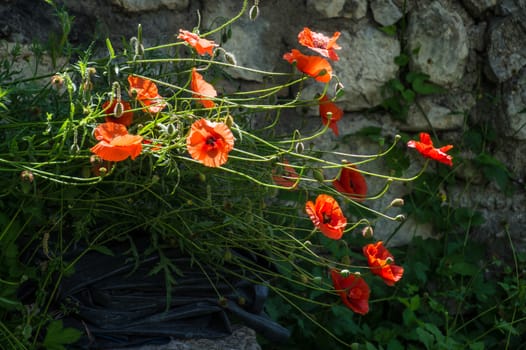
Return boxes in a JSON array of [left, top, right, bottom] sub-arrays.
[[298, 27, 341, 61], [90, 122, 143, 162], [305, 194, 347, 240], [330, 269, 370, 315], [191, 68, 217, 109], [407, 132, 453, 167], [102, 100, 133, 126], [333, 164, 367, 202], [363, 241, 404, 286], [177, 29, 218, 56], [128, 75, 167, 113], [186, 118, 235, 167], [283, 49, 333, 83], [272, 160, 299, 189], [319, 95, 343, 136]]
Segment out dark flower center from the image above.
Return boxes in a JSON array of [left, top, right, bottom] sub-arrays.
[[206, 136, 217, 146]]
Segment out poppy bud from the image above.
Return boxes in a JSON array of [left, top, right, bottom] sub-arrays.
[[388, 198, 405, 208], [225, 114, 234, 128], [198, 172, 206, 182], [362, 226, 374, 238], [395, 214, 405, 222], [300, 274, 309, 284], [224, 249, 232, 262], [98, 167, 107, 176], [295, 141, 304, 154], [341, 255, 351, 265], [312, 167, 324, 183], [113, 101, 124, 119], [20, 170, 34, 183], [224, 52, 237, 66], [312, 276, 322, 285], [218, 296, 228, 307], [249, 3, 260, 21]]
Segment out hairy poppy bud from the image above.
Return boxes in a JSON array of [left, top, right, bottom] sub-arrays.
[[388, 198, 405, 208], [249, 3, 260, 21], [113, 101, 124, 119], [20, 170, 34, 183], [312, 167, 324, 183], [395, 214, 406, 222], [362, 226, 374, 238], [224, 52, 237, 66]]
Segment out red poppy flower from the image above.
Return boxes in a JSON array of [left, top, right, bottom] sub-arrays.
[[333, 164, 367, 202], [298, 27, 341, 61], [191, 68, 217, 109], [186, 118, 234, 167], [128, 75, 167, 113], [305, 194, 347, 240], [102, 100, 133, 126], [363, 241, 404, 286], [319, 95, 343, 136], [90, 122, 143, 162], [272, 160, 299, 189], [283, 49, 333, 83], [330, 269, 370, 315], [177, 29, 218, 56], [407, 132, 453, 167]]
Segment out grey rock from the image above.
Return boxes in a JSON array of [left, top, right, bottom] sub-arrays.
[[496, 0, 526, 16], [461, 0, 497, 18], [121, 326, 261, 350], [111, 0, 189, 11], [400, 97, 465, 132], [503, 67, 526, 140], [306, 0, 346, 18], [342, 0, 368, 19], [201, 1, 281, 82], [337, 26, 400, 111], [486, 16, 526, 82], [407, 1, 469, 87], [370, 0, 403, 26]]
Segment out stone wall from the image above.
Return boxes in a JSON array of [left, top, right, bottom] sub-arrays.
[[2, 0, 525, 249]]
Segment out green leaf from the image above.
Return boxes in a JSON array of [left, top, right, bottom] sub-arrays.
[[380, 25, 397, 36], [394, 54, 409, 67], [43, 320, 81, 350], [105, 38, 115, 59], [407, 72, 445, 95], [92, 245, 115, 256]]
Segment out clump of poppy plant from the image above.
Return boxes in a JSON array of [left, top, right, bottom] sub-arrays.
[[90, 122, 143, 162], [177, 29, 218, 56], [305, 194, 347, 239], [363, 241, 404, 286], [332, 163, 367, 202], [330, 269, 370, 315], [407, 132, 453, 167], [128, 75, 167, 113], [186, 118, 235, 167], [298, 27, 341, 61], [271, 159, 299, 189], [191, 68, 217, 109], [319, 95, 343, 136], [102, 100, 133, 127], [283, 49, 333, 83]]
